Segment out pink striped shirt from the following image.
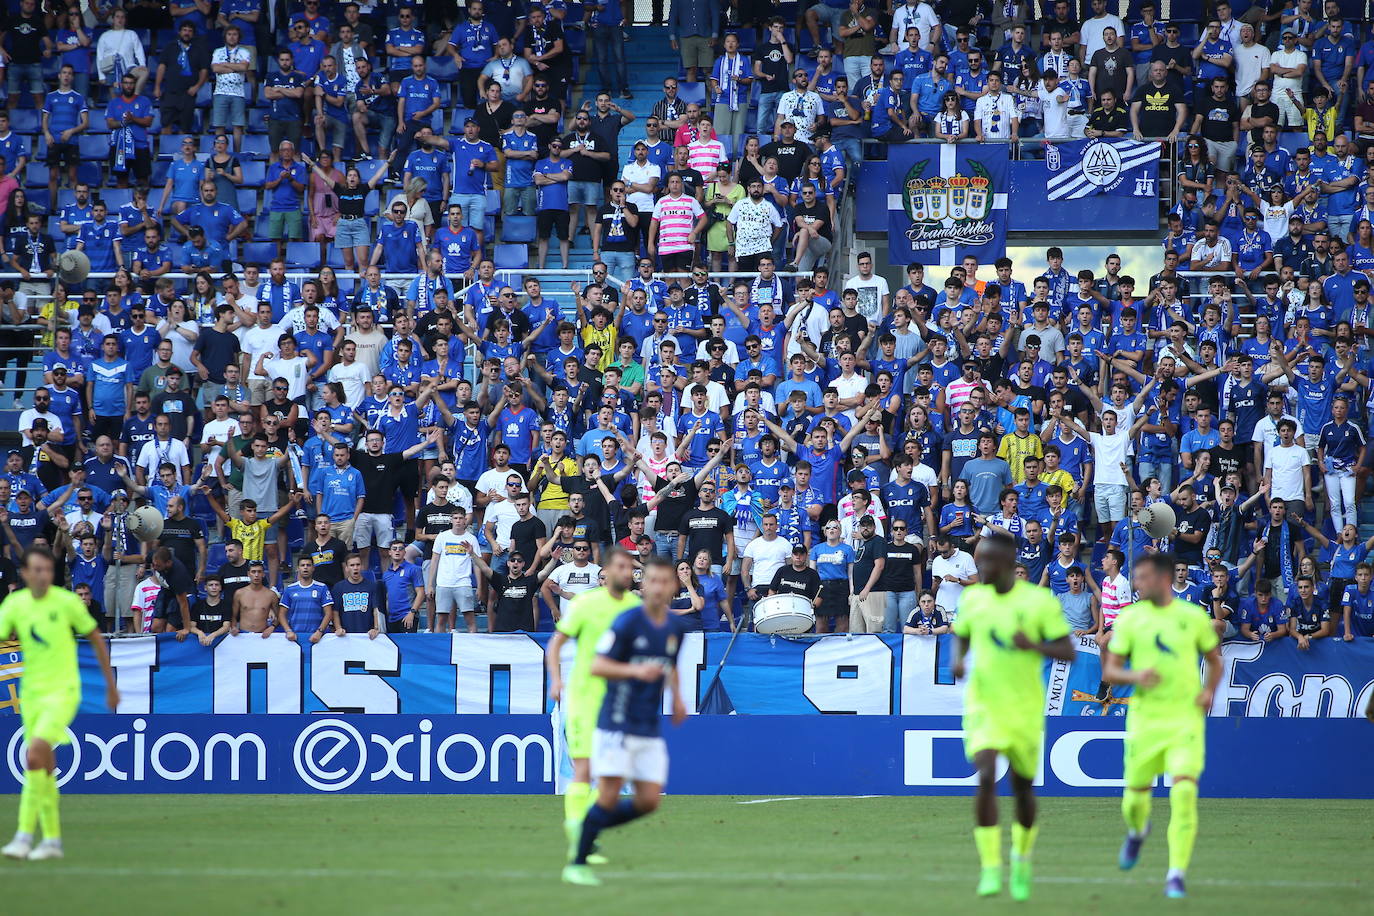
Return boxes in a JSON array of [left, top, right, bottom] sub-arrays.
[[651, 194, 704, 255], [687, 139, 727, 180], [944, 377, 988, 410]]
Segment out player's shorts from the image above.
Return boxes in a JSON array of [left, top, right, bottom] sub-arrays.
[[962, 704, 1042, 779], [592, 728, 669, 786], [564, 698, 599, 759], [1123, 718, 1205, 787], [21, 686, 80, 747]]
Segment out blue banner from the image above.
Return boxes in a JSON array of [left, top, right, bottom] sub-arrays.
[[3, 714, 1371, 797], [887, 145, 1009, 268], [1044, 137, 1162, 200], [4, 633, 1372, 720]]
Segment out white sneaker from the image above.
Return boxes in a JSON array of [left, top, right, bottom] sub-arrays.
[[1, 834, 33, 859], [26, 839, 63, 861]]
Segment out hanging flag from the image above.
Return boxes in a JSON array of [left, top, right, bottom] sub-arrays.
[[887, 144, 1010, 267], [1044, 137, 1162, 200]]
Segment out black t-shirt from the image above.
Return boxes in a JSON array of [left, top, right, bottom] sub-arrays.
[[1173, 505, 1212, 564], [510, 515, 548, 563], [192, 596, 231, 631], [216, 559, 252, 602], [0, 555, 18, 595], [1009, 381, 1047, 410], [880, 541, 922, 592], [416, 500, 458, 559], [752, 41, 791, 93], [759, 140, 812, 181], [678, 506, 734, 564], [17, 445, 63, 491], [158, 516, 204, 574], [306, 536, 349, 585], [1196, 96, 1239, 142], [1260, 520, 1302, 578], [667, 168, 704, 199], [1245, 101, 1279, 146], [1087, 106, 1129, 134], [596, 202, 641, 252], [1289, 598, 1329, 635], [490, 571, 540, 631], [794, 200, 831, 241], [192, 328, 242, 384], [1089, 47, 1132, 98], [1210, 443, 1248, 480], [155, 559, 195, 628], [653, 474, 698, 531], [565, 475, 613, 542], [475, 100, 514, 147], [1133, 81, 1185, 138], [152, 391, 198, 440], [333, 181, 368, 220], [562, 132, 606, 182], [527, 96, 564, 152], [1149, 44, 1192, 85], [769, 564, 821, 599], [852, 535, 887, 590], [352, 450, 405, 514]]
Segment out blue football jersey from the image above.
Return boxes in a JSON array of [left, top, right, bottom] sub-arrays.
[[596, 606, 687, 738]]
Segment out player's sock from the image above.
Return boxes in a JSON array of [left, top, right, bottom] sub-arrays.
[[1122, 787, 1151, 836], [1166, 780, 1198, 873], [576, 800, 643, 864], [17, 770, 41, 837], [564, 782, 592, 829], [35, 770, 60, 842], [1010, 822, 1038, 860], [973, 825, 1001, 869]]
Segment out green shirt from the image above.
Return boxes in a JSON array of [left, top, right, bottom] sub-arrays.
[[555, 586, 641, 711], [608, 358, 645, 391], [1111, 598, 1218, 727], [952, 580, 1069, 728], [0, 586, 96, 694]]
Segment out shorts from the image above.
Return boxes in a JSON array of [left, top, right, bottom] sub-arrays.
[[266, 210, 304, 240], [592, 728, 669, 785], [247, 377, 270, 405], [678, 34, 715, 70], [436, 584, 477, 614], [961, 703, 1041, 779], [1093, 483, 1128, 523], [537, 209, 569, 240], [47, 141, 79, 170], [267, 118, 303, 154], [386, 616, 416, 634], [449, 192, 487, 233], [354, 511, 396, 547], [567, 180, 602, 206], [1123, 718, 1205, 786], [212, 94, 247, 129], [21, 686, 80, 747], [565, 701, 599, 758], [110, 147, 152, 184], [335, 216, 371, 248], [319, 114, 347, 150], [817, 579, 850, 617], [810, 3, 847, 30]]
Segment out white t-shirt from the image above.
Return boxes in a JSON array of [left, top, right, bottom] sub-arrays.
[[1089, 429, 1132, 486], [239, 323, 283, 375], [831, 371, 868, 421], [550, 561, 602, 615], [1254, 412, 1303, 463], [744, 535, 792, 590], [17, 408, 64, 444], [201, 417, 241, 465], [1271, 47, 1307, 94], [1233, 43, 1272, 97], [212, 45, 252, 97], [1038, 83, 1071, 139], [1080, 13, 1125, 58], [843, 274, 891, 326], [263, 354, 311, 400], [933, 549, 976, 618], [1191, 236, 1233, 269], [281, 306, 340, 336], [695, 338, 740, 364], [158, 320, 200, 372], [1265, 442, 1310, 501], [431, 529, 480, 588], [726, 197, 784, 259], [131, 575, 163, 632], [136, 437, 191, 478], [327, 360, 370, 407], [620, 160, 662, 212]]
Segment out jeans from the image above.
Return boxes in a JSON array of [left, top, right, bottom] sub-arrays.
[[756, 91, 781, 137], [1326, 470, 1357, 530], [593, 23, 628, 93], [654, 530, 679, 559], [1328, 212, 1354, 244], [1137, 459, 1173, 494], [600, 250, 637, 282], [502, 185, 537, 215], [833, 137, 863, 171], [885, 590, 917, 633]]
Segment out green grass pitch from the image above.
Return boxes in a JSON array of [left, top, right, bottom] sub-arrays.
[[2, 795, 1370, 914]]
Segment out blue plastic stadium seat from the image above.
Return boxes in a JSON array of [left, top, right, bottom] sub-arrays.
[[23, 162, 46, 188], [102, 187, 134, 211], [156, 134, 186, 158], [236, 188, 258, 215], [493, 243, 528, 269], [240, 134, 270, 159], [286, 241, 322, 269], [240, 160, 267, 188], [242, 241, 277, 264], [363, 189, 380, 216], [207, 542, 227, 572], [428, 54, 459, 82], [448, 108, 476, 134], [325, 246, 345, 268], [9, 110, 38, 134], [678, 82, 707, 105], [78, 134, 109, 161], [501, 214, 535, 243]]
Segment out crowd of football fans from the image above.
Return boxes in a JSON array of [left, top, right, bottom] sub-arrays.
[[0, 0, 1368, 647]]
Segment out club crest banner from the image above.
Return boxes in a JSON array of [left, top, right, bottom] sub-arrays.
[[1044, 137, 1161, 200], [887, 144, 1009, 267]]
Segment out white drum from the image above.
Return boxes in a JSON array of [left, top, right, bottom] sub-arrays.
[[752, 593, 815, 635]]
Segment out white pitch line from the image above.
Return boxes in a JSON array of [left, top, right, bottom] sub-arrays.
[[0, 863, 1363, 891], [737, 796, 881, 805]]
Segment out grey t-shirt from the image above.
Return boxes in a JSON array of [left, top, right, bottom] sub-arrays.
[[961, 456, 1013, 514], [241, 456, 281, 513], [1059, 589, 1094, 630]]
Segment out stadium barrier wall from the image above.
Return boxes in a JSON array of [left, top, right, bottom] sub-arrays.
[[4, 633, 1370, 719], [2, 714, 1371, 798]]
